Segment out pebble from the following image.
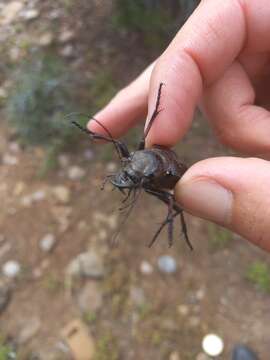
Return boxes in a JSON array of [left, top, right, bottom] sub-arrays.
[[202, 334, 224, 357], [1, 1, 24, 25], [52, 185, 71, 204], [13, 182, 25, 196], [177, 304, 189, 317], [67, 251, 105, 279], [140, 261, 153, 275], [0, 87, 7, 99], [60, 44, 74, 57], [169, 352, 181, 360], [38, 32, 53, 46], [18, 317, 41, 344], [68, 166, 86, 181], [158, 255, 177, 274], [129, 286, 146, 307], [21, 9, 39, 20], [0, 281, 11, 313], [59, 29, 74, 43], [77, 282, 103, 313], [39, 233, 56, 253], [2, 153, 18, 165], [21, 190, 46, 207], [83, 149, 94, 160], [2, 260, 21, 278]]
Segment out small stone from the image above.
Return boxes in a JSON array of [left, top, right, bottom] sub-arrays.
[[58, 154, 69, 167], [188, 316, 200, 328], [177, 304, 189, 317], [59, 29, 74, 43], [169, 352, 181, 360], [0, 281, 11, 313], [13, 182, 25, 196], [130, 287, 145, 306], [202, 334, 224, 357], [196, 288, 205, 301], [68, 166, 86, 181], [196, 353, 211, 360], [0, 87, 7, 99], [39, 234, 56, 253], [1, 1, 24, 25], [140, 261, 153, 275], [83, 149, 94, 160], [158, 255, 177, 274], [107, 214, 118, 230], [21, 9, 39, 20], [2, 260, 21, 278], [32, 190, 46, 201], [18, 317, 41, 344], [60, 44, 74, 57], [77, 282, 102, 313], [2, 153, 18, 165], [67, 251, 105, 279], [38, 32, 53, 46], [52, 186, 71, 204], [106, 162, 117, 173]]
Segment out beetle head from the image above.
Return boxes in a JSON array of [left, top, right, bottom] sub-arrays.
[[110, 168, 141, 189]]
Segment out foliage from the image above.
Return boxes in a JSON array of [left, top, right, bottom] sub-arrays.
[[93, 333, 119, 360], [6, 53, 76, 147], [0, 338, 13, 360], [246, 261, 270, 293]]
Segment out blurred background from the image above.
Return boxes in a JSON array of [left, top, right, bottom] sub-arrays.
[[0, 1, 269, 359]]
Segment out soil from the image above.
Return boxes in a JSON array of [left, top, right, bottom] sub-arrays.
[[0, 1, 270, 360]]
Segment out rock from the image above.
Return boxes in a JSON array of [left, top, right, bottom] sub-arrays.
[[52, 186, 71, 204], [13, 182, 25, 196], [39, 234, 56, 253], [195, 288, 205, 301], [58, 154, 70, 168], [21, 190, 46, 207], [157, 255, 177, 274], [202, 334, 224, 357], [18, 317, 41, 344], [83, 149, 94, 160], [2, 153, 18, 165], [1, 1, 24, 25], [196, 353, 211, 360], [0, 281, 11, 313], [60, 44, 74, 58], [59, 29, 74, 43], [67, 251, 105, 279], [130, 287, 145, 307], [38, 32, 53, 46], [68, 166, 86, 181], [77, 282, 102, 313], [21, 9, 39, 20], [169, 352, 181, 360], [2, 260, 21, 278], [140, 261, 153, 275], [177, 304, 189, 317], [106, 162, 117, 173]]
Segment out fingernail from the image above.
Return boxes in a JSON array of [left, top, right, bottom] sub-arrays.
[[176, 179, 233, 224]]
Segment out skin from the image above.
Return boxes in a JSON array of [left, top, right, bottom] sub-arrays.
[[89, 0, 270, 252]]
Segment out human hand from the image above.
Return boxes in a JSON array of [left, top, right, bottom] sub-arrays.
[[88, 0, 270, 251]]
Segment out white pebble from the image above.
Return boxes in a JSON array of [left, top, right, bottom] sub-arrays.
[[2, 260, 21, 278], [39, 234, 56, 252], [140, 261, 153, 275], [68, 166, 86, 181], [157, 255, 177, 274], [202, 334, 224, 357]]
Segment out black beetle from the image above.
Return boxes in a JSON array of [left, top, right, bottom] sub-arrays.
[[72, 83, 192, 249]]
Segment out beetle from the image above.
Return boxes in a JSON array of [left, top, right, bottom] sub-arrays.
[[72, 83, 193, 250]]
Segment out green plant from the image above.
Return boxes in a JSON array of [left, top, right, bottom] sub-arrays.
[[94, 333, 119, 360], [207, 223, 232, 251], [6, 54, 76, 147], [82, 311, 97, 325], [0, 338, 13, 360], [246, 261, 270, 293]]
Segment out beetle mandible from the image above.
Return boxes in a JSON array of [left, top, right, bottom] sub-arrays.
[[72, 83, 193, 250]]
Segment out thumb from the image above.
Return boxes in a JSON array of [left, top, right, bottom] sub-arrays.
[[175, 157, 270, 252]]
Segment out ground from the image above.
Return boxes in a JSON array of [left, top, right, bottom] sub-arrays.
[[0, 1, 270, 360]]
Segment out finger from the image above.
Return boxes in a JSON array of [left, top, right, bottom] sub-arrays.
[[146, 0, 270, 147], [175, 157, 270, 252], [202, 60, 270, 155], [88, 63, 154, 138]]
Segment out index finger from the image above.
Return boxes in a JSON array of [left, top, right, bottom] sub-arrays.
[[146, 0, 246, 147]]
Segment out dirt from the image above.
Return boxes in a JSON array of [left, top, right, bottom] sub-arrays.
[[0, 1, 270, 360]]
